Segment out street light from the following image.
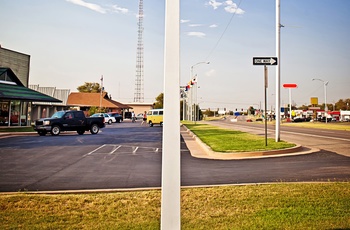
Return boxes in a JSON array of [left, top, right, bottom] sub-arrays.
[[312, 78, 329, 123], [189, 61, 210, 122]]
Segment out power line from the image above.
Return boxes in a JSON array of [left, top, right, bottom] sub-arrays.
[[204, 0, 244, 61]]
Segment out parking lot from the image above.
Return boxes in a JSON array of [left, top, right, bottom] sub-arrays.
[[1, 121, 349, 192]]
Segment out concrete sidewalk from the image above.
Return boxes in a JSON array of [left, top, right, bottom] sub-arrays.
[[181, 124, 318, 160]]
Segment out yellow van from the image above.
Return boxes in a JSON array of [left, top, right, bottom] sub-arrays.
[[147, 109, 163, 127]]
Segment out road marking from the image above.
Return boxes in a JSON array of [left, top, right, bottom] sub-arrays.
[[86, 144, 164, 156], [110, 145, 122, 154], [86, 144, 106, 156], [132, 147, 139, 155]]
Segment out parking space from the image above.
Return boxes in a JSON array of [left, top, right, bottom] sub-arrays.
[[87, 144, 161, 156]]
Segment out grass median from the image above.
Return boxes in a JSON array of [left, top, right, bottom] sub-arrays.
[[0, 126, 34, 132], [182, 121, 295, 152], [1, 183, 349, 229]]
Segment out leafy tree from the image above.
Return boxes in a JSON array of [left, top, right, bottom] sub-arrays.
[[77, 82, 101, 93], [153, 93, 164, 109], [88, 106, 106, 115], [335, 98, 350, 110]]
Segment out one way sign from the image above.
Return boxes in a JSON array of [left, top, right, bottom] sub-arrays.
[[253, 57, 278, 65]]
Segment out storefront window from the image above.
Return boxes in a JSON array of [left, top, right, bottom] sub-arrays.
[[0, 101, 9, 126], [0, 100, 28, 126]]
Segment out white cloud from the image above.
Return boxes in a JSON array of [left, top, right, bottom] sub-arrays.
[[181, 19, 190, 24], [189, 24, 204, 27], [207, 0, 223, 10], [209, 24, 218, 28], [187, 32, 206, 38], [205, 69, 216, 77], [206, 0, 245, 14], [66, 0, 107, 14], [224, 1, 245, 14], [111, 5, 129, 14]]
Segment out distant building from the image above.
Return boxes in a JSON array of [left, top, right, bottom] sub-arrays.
[[124, 102, 154, 116], [29, 85, 70, 120], [0, 68, 60, 126], [67, 92, 132, 116]]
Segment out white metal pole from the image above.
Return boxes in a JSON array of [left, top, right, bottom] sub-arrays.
[[161, 0, 181, 229], [324, 81, 328, 123], [289, 88, 292, 120], [189, 67, 193, 121], [275, 0, 281, 142]]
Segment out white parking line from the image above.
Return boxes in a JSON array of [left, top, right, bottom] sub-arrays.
[[132, 147, 139, 155], [85, 144, 106, 156], [86, 144, 164, 156], [110, 145, 122, 154]]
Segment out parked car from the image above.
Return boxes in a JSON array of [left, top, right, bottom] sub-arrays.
[[136, 113, 144, 120], [318, 116, 332, 122], [34, 110, 105, 136], [91, 113, 116, 124], [108, 112, 123, 123], [293, 117, 311, 122], [124, 112, 132, 119]]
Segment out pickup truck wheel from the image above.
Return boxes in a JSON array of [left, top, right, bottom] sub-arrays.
[[77, 130, 85, 135], [51, 125, 61, 136], [90, 124, 99, 134], [108, 119, 112, 124]]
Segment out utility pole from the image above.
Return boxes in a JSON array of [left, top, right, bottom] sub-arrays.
[[161, 0, 180, 229], [275, 0, 281, 142]]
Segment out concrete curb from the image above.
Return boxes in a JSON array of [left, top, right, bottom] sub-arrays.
[[0, 132, 37, 138], [182, 125, 318, 160]]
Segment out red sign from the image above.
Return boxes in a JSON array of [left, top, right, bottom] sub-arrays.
[[283, 83, 297, 88]]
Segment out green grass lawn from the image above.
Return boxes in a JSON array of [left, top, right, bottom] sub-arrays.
[[0, 126, 34, 132], [183, 122, 295, 152], [1, 183, 349, 229]]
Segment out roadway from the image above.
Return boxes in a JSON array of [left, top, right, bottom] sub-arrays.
[[0, 120, 349, 192]]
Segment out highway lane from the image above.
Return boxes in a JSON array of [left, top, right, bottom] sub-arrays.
[[0, 121, 349, 192]]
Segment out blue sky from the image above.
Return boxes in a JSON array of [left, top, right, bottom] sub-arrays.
[[1, 0, 349, 110]]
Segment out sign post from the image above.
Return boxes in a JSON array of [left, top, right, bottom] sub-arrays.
[[161, 0, 180, 229], [253, 57, 278, 146], [283, 84, 298, 121]]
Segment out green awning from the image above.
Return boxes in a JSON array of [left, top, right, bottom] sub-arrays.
[[0, 83, 62, 102]]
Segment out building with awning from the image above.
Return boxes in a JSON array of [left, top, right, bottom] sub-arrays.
[[0, 68, 61, 126]]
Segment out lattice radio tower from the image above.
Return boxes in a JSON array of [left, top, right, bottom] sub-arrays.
[[134, 0, 144, 102]]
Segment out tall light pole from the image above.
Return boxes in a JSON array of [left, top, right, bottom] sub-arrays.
[[275, 0, 281, 142], [312, 78, 329, 123], [190, 61, 210, 122], [161, 0, 180, 228]]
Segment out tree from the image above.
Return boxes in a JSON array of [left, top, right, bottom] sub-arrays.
[[153, 93, 164, 109], [77, 82, 101, 93], [335, 98, 350, 110]]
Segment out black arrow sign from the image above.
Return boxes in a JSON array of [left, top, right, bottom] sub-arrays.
[[253, 57, 278, 65]]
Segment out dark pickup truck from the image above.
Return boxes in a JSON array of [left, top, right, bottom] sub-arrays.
[[34, 110, 105, 136]]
